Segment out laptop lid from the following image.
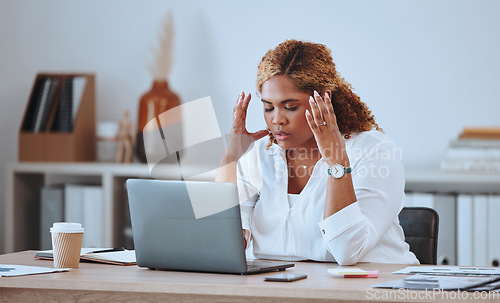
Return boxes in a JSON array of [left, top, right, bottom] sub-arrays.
[[126, 179, 249, 274]]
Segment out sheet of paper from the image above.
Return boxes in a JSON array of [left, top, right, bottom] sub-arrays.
[[87, 250, 136, 263], [394, 266, 500, 276], [0, 264, 69, 277]]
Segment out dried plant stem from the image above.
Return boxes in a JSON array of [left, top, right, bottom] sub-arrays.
[[148, 11, 174, 80]]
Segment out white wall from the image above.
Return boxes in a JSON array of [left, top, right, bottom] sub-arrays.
[[1, 0, 499, 253]]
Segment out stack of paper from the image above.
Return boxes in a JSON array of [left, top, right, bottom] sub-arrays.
[[372, 274, 500, 291], [371, 265, 500, 291], [393, 266, 500, 276]]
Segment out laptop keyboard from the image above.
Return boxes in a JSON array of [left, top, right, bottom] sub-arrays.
[[246, 260, 289, 272], [246, 261, 268, 270]]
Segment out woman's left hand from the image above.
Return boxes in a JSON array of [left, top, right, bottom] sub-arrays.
[[305, 90, 349, 167]]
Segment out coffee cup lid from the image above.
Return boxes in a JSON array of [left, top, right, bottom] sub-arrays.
[[50, 222, 84, 233]]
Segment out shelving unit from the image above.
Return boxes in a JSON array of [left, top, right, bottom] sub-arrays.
[[4, 163, 500, 258], [4, 162, 215, 253], [405, 170, 500, 266]]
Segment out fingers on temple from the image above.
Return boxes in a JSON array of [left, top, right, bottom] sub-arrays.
[[305, 109, 317, 131], [238, 92, 245, 109], [234, 92, 243, 114], [239, 92, 252, 125], [324, 92, 337, 125], [242, 92, 251, 113], [309, 96, 323, 126], [314, 91, 329, 123]]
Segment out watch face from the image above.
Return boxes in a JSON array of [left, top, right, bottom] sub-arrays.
[[332, 164, 344, 178]]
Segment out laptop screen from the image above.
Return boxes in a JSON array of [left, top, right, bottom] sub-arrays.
[[126, 179, 248, 273]]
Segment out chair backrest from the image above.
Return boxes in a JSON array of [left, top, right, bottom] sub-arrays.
[[398, 207, 439, 265]]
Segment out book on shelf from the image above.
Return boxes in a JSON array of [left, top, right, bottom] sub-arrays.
[[40, 185, 65, 250], [22, 76, 61, 132], [441, 127, 500, 172], [459, 127, 500, 140], [34, 248, 136, 266], [33, 77, 60, 132], [51, 76, 87, 132], [440, 160, 500, 172], [52, 77, 73, 132], [39, 184, 103, 249], [449, 139, 500, 148], [64, 184, 103, 248]]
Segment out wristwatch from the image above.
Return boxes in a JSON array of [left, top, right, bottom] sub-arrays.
[[327, 163, 352, 179]]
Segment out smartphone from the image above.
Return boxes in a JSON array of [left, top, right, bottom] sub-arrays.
[[263, 273, 307, 282]]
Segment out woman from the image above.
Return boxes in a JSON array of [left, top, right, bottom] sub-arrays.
[[216, 39, 418, 265]]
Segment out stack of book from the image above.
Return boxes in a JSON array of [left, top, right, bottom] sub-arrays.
[[441, 127, 500, 172]]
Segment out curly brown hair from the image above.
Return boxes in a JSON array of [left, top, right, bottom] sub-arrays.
[[256, 39, 381, 136]]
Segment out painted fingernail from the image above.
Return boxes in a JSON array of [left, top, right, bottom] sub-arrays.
[[306, 109, 310, 116], [314, 90, 320, 97], [309, 96, 314, 103]]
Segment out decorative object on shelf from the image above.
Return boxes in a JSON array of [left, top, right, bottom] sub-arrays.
[[441, 127, 500, 172], [137, 11, 181, 163], [116, 110, 135, 163], [96, 121, 119, 162]]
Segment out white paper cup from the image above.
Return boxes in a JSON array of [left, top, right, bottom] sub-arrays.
[[50, 222, 84, 268]]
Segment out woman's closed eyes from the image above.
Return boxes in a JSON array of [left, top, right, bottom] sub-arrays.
[[264, 106, 298, 112]]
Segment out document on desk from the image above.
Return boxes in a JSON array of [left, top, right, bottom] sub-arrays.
[[394, 266, 500, 276], [0, 264, 69, 277], [372, 274, 500, 291], [80, 250, 136, 265]]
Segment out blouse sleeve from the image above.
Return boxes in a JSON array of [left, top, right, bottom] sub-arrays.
[[317, 139, 405, 265], [236, 146, 262, 243]]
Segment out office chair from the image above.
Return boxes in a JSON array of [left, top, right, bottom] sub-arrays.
[[398, 207, 439, 265]]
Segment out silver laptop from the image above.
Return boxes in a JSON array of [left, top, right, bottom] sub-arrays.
[[126, 179, 294, 274]]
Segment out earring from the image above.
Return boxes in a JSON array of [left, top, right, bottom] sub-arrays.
[[265, 127, 277, 150]]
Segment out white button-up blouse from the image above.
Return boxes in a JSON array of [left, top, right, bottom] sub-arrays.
[[237, 130, 419, 265]]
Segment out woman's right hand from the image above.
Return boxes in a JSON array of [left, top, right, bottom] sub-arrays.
[[224, 92, 268, 163]]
